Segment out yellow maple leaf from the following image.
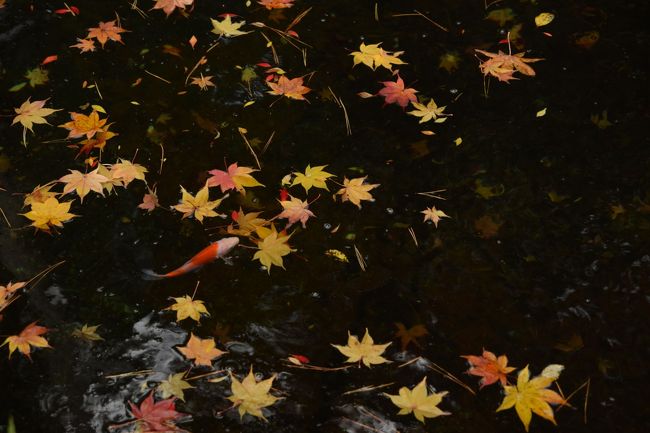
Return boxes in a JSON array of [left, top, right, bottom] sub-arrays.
[[421, 206, 449, 227], [227, 208, 269, 237], [486, 8, 515, 26], [71, 324, 104, 341], [22, 197, 76, 232], [253, 226, 292, 273], [59, 168, 108, 203], [23, 184, 57, 207], [24, 67, 49, 87], [177, 333, 226, 367], [1, 322, 51, 359], [12, 98, 61, 145], [291, 164, 335, 192], [110, 159, 148, 186], [408, 99, 450, 124], [336, 177, 379, 209], [385, 377, 450, 423], [158, 372, 193, 401], [211, 15, 251, 38], [496, 365, 566, 431], [350, 42, 406, 71], [166, 295, 209, 322], [438, 52, 460, 73], [172, 181, 226, 223], [332, 328, 391, 367], [228, 367, 280, 420], [59, 110, 107, 139]]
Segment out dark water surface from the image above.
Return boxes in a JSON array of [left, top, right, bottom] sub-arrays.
[[1, 0, 649, 432]]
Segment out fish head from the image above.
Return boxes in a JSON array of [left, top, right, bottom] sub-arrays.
[[217, 237, 240, 257]]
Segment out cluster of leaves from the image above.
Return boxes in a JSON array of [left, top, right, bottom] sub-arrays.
[[352, 43, 451, 136]]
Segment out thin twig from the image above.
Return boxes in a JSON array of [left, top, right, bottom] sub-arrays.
[[158, 142, 165, 175], [0, 207, 11, 228], [261, 131, 275, 155], [185, 369, 226, 382], [427, 362, 476, 395], [343, 382, 394, 396], [584, 377, 590, 424], [238, 128, 261, 170], [392, 10, 448, 32], [93, 80, 103, 100], [341, 418, 385, 433], [145, 69, 171, 84], [104, 369, 154, 380], [354, 244, 366, 271], [408, 227, 418, 247], [416, 189, 447, 200], [190, 280, 200, 299], [285, 363, 353, 372], [185, 56, 207, 86]]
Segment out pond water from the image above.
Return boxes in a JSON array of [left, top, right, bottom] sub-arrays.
[[1, 0, 649, 432]]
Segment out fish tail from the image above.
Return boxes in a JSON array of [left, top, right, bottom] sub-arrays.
[[141, 269, 165, 280]]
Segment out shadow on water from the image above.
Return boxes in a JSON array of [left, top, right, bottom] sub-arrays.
[[1, 0, 650, 432]]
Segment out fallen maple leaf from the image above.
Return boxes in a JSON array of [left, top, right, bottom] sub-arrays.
[[1, 322, 51, 359], [336, 177, 379, 209], [12, 98, 61, 145], [159, 372, 193, 401], [421, 206, 449, 227], [71, 324, 104, 341], [394, 322, 428, 351], [172, 181, 226, 222], [385, 377, 450, 423], [190, 73, 215, 91], [59, 168, 108, 202], [253, 226, 292, 273], [0, 281, 26, 313], [24, 67, 48, 87], [22, 197, 76, 232], [152, 0, 194, 16], [211, 15, 251, 38], [276, 195, 315, 228], [378, 76, 418, 108], [258, 0, 294, 10], [408, 99, 450, 123], [227, 208, 269, 236], [332, 329, 391, 367], [291, 165, 334, 193], [138, 187, 159, 212], [59, 110, 108, 139], [228, 367, 280, 420], [476, 49, 543, 82], [351, 42, 406, 71], [110, 159, 148, 186], [496, 365, 566, 431], [462, 349, 515, 388], [87, 20, 127, 48], [70, 38, 96, 53], [267, 75, 311, 101], [178, 333, 226, 366], [23, 184, 57, 207], [166, 295, 209, 323], [128, 391, 186, 432], [207, 163, 264, 193]]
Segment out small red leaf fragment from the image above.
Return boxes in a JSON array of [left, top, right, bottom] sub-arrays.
[[189, 35, 197, 48], [290, 353, 310, 364], [41, 55, 58, 65], [279, 188, 289, 201]]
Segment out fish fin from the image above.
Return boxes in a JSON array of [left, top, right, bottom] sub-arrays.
[[142, 269, 165, 280]]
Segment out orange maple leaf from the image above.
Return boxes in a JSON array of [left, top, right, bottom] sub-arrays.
[[60, 110, 107, 139], [475, 49, 543, 82], [70, 38, 96, 53], [267, 76, 311, 101], [258, 0, 294, 10], [177, 333, 226, 366], [462, 349, 516, 388], [87, 20, 127, 48], [378, 76, 418, 108], [1, 322, 51, 359], [152, 0, 194, 17]]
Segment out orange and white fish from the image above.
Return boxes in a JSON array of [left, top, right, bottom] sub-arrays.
[[142, 237, 239, 280]]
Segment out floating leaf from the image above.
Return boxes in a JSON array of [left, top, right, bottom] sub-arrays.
[[336, 177, 379, 209], [332, 329, 390, 367], [22, 197, 76, 232], [385, 377, 450, 423], [177, 333, 226, 367], [211, 15, 251, 38], [228, 367, 280, 420], [351, 42, 406, 71], [2, 322, 51, 359], [462, 349, 515, 388], [291, 165, 334, 193], [158, 372, 193, 401], [166, 295, 209, 323], [72, 324, 104, 341], [253, 226, 292, 273]]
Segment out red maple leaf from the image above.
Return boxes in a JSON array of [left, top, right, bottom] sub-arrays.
[[128, 392, 186, 431], [462, 349, 516, 388], [378, 76, 418, 108]]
